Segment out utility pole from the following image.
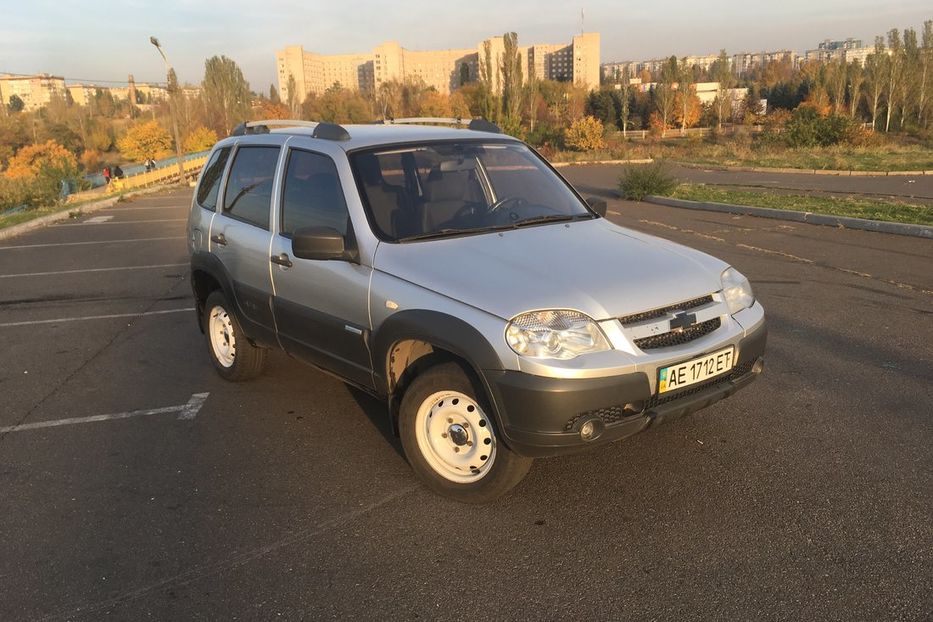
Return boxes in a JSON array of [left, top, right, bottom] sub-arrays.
[[150, 36, 186, 186]]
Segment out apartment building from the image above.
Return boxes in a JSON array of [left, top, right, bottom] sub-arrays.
[[731, 50, 798, 76], [0, 74, 66, 110], [275, 32, 600, 103], [804, 38, 874, 64]]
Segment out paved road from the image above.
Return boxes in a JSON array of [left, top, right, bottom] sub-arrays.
[[1, 179, 931, 621], [567, 162, 933, 204]]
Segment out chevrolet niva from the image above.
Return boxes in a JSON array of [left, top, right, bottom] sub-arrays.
[[187, 118, 766, 503]]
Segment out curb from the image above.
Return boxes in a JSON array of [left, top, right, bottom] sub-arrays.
[[0, 184, 180, 242], [552, 158, 653, 168], [673, 161, 929, 177], [643, 195, 933, 239]]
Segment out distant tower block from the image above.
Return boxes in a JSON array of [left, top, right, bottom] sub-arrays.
[[128, 74, 138, 106]]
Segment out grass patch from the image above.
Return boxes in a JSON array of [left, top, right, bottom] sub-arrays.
[[667, 184, 933, 226], [0, 188, 141, 230], [546, 134, 933, 172]]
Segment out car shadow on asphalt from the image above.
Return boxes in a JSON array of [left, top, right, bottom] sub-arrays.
[[345, 386, 406, 460]]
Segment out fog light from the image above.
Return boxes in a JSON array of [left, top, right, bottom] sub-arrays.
[[752, 358, 765, 374], [578, 418, 604, 441]]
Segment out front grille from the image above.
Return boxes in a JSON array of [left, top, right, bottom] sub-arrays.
[[619, 295, 713, 326], [644, 360, 755, 410], [634, 317, 721, 350]]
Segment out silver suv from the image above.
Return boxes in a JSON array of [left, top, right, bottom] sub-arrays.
[[187, 118, 766, 503]]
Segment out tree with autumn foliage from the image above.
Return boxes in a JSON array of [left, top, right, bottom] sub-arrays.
[[117, 121, 173, 162], [564, 116, 605, 151], [1, 139, 79, 210], [4, 140, 78, 179], [183, 126, 218, 153], [673, 88, 702, 130]]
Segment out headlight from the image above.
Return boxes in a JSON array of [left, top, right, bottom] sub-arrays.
[[506, 310, 610, 360], [721, 267, 755, 314]]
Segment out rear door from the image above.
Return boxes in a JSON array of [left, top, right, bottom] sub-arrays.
[[209, 143, 283, 344], [269, 146, 374, 388]]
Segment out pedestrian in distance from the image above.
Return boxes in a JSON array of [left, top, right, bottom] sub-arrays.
[[102, 166, 111, 185], [113, 165, 124, 179]]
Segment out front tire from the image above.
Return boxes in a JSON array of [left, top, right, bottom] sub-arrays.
[[399, 362, 532, 503], [203, 290, 267, 381]]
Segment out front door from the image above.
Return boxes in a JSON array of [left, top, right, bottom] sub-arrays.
[[270, 147, 373, 389]]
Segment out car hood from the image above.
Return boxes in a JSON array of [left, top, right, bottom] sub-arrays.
[[373, 218, 728, 321]]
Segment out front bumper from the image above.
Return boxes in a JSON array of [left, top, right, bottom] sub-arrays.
[[484, 320, 767, 458]]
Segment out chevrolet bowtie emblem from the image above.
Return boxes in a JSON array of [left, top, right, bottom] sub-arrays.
[[669, 311, 697, 332]]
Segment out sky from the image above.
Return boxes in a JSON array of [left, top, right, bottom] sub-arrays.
[[0, 0, 929, 91]]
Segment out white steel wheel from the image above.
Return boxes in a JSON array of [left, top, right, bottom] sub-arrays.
[[414, 390, 497, 483], [208, 305, 236, 368]]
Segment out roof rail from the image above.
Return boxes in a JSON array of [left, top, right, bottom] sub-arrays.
[[378, 117, 502, 134], [229, 119, 351, 141]]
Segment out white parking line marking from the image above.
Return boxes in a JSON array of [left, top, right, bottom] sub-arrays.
[[0, 393, 209, 434], [0, 307, 193, 328], [0, 263, 187, 279], [0, 236, 184, 250], [53, 219, 187, 226], [85, 215, 113, 224], [101, 205, 186, 211]]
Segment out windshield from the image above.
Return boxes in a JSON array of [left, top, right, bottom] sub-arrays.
[[350, 141, 593, 242]]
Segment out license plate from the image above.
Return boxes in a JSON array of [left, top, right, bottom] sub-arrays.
[[658, 346, 735, 394]]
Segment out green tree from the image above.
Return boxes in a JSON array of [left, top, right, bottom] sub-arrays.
[[884, 29, 903, 131], [653, 57, 678, 137], [848, 60, 865, 118], [202, 55, 252, 135], [286, 74, 300, 117], [711, 50, 734, 130], [269, 84, 280, 104], [8, 95, 25, 113], [500, 32, 524, 132], [919, 20, 932, 125], [459, 63, 471, 86], [864, 38, 887, 129], [676, 57, 694, 135]]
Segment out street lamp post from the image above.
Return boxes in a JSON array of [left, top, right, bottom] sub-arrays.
[[150, 36, 186, 186]]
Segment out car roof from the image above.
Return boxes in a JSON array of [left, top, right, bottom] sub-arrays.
[[222, 123, 516, 152]]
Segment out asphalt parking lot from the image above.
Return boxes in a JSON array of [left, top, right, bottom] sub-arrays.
[[1, 170, 931, 621]]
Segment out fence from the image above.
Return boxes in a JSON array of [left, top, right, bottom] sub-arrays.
[[108, 154, 209, 193]]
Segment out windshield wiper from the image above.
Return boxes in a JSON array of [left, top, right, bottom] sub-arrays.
[[398, 227, 499, 242], [511, 213, 592, 228]]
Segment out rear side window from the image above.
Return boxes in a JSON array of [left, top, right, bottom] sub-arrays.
[[196, 147, 230, 211], [222, 146, 280, 229], [280, 150, 349, 237]]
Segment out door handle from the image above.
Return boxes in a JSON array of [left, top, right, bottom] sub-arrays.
[[270, 253, 293, 268], [210, 233, 227, 246]]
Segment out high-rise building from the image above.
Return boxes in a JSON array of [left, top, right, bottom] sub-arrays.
[[804, 38, 874, 64], [275, 32, 600, 104], [0, 74, 66, 110]]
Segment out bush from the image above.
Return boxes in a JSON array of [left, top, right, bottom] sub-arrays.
[[564, 116, 606, 151], [618, 161, 679, 201], [784, 107, 859, 148], [0, 169, 63, 211]]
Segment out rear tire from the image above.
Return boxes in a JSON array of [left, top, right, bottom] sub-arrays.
[[399, 362, 532, 503], [203, 290, 267, 381]]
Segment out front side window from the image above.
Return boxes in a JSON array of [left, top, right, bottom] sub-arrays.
[[196, 147, 231, 211], [280, 149, 349, 237], [350, 141, 592, 242], [222, 146, 280, 229]]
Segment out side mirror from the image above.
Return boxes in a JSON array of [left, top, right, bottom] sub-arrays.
[[291, 226, 347, 261], [586, 197, 608, 217]]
